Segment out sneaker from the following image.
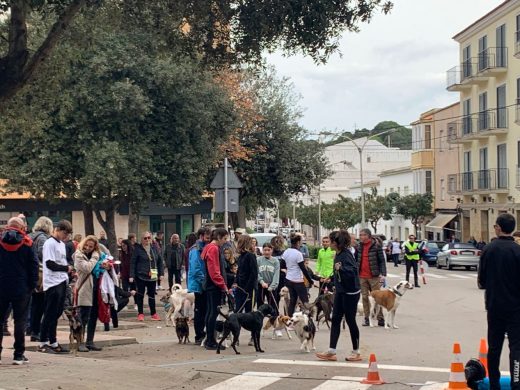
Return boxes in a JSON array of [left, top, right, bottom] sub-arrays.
[[137, 314, 145, 321], [415, 284, 421, 288], [38, 345, 56, 354], [30, 335, 40, 342], [86, 344, 102, 352], [150, 314, 161, 321], [78, 344, 89, 353], [362, 318, 370, 327], [378, 319, 385, 327], [50, 344, 69, 354], [204, 343, 218, 351], [345, 352, 362, 362], [12, 355, 28, 365], [316, 352, 337, 361]]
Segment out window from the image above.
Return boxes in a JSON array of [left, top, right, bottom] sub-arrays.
[[367, 156, 371, 163], [464, 151, 472, 191], [478, 35, 488, 71], [517, 14, 520, 42], [479, 148, 489, 189], [497, 143, 508, 189], [497, 85, 507, 128], [496, 24, 507, 68], [425, 170, 432, 194], [479, 92, 488, 130], [425, 125, 432, 149], [463, 45, 472, 78], [463, 99, 472, 135], [440, 179, 445, 201]]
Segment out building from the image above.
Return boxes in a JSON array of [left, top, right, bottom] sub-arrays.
[[445, 0, 520, 242]]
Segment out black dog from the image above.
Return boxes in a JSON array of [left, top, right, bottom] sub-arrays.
[[313, 292, 334, 329], [216, 304, 273, 355], [175, 317, 190, 344]]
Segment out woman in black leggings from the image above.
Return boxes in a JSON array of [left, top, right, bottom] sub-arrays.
[[316, 230, 362, 362]]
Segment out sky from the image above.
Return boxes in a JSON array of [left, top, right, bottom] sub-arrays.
[[266, 0, 505, 135]]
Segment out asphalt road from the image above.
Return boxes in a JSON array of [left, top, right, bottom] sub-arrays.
[[0, 264, 509, 390]]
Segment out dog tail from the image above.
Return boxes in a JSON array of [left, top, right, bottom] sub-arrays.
[[217, 306, 229, 320], [171, 283, 183, 293]]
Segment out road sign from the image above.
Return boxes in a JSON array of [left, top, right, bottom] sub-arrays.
[[214, 189, 240, 213], [210, 164, 243, 189]]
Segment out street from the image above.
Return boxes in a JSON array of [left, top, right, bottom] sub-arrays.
[[0, 264, 506, 390]]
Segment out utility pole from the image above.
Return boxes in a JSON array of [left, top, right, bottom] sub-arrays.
[[317, 188, 321, 242], [224, 157, 228, 230]]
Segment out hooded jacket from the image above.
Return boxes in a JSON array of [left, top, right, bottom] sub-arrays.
[[0, 228, 39, 299]]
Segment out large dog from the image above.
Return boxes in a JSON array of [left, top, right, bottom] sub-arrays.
[[287, 311, 316, 353], [63, 306, 83, 356], [161, 284, 195, 326], [216, 304, 274, 355], [368, 281, 413, 329], [279, 287, 290, 316]]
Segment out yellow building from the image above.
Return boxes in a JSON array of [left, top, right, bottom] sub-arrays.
[[446, 0, 520, 242]]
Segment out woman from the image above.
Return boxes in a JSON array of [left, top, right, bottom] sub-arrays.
[[271, 235, 287, 299], [223, 247, 236, 290], [284, 233, 313, 317], [251, 237, 262, 256], [235, 235, 258, 313], [183, 233, 197, 285], [316, 230, 362, 362], [129, 231, 164, 321], [73, 235, 108, 352]]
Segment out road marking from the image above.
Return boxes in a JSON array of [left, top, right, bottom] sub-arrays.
[[386, 273, 400, 278], [204, 371, 290, 390], [311, 376, 369, 390], [254, 358, 450, 373], [419, 382, 447, 390], [426, 273, 448, 279], [450, 274, 472, 279]]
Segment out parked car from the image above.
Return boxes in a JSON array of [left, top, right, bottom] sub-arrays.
[[418, 240, 445, 266], [250, 233, 276, 253], [436, 242, 481, 271]]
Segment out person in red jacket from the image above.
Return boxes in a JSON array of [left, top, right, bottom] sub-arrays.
[[201, 228, 229, 350]]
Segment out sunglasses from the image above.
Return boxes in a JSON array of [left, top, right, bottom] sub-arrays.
[[144, 236, 152, 240]]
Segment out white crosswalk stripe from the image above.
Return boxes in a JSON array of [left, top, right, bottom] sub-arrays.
[[311, 376, 369, 390], [204, 371, 290, 390], [450, 274, 472, 279], [425, 273, 448, 279]]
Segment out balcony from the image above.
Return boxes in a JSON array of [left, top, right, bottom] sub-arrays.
[[477, 109, 508, 136], [446, 66, 472, 91], [477, 47, 508, 75], [447, 169, 509, 194]]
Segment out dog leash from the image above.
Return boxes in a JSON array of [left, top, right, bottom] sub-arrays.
[[268, 290, 280, 312]]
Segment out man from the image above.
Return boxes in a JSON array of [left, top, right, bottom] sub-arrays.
[[357, 228, 386, 327], [201, 228, 230, 350], [165, 234, 185, 288], [230, 228, 245, 256], [0, 217, 38, 365], [188, 227, 211, 344], [478, 213, 520, 390], [128, 233, 137, 247], [38, 220, 73, 354], [390, 238, 402, 267], [403, 235, 421, 288], [316, 236, 335, 292], [299, 234, 310, 259]]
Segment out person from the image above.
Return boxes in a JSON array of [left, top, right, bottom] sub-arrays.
[[357, 228, 386, 327], [298, 234, 310, 259], [478, 213, 520, 390], [390, 238, 402, 267], [235, 234, 258, 314], [153, 232, 165, 290], [284, 234, 313, 317], [38, 220, 73, 354], [257, 243, 280, 316], [0, 217, 38, 364], [28, 216, 53, 342], [223, 247, 236, 290], [230, 228, 245, 255], [316, 230, 362, 363], [476, 238, 487, 250], [128, 233, 137, 247], [251, 237, 262, 256], [184, 233, 197, 285], [271, 235, 287, 298], [304, 258, 321, 295], [403, 234, 421, 288], [129, 231, 164, 321], [316, 236, 335, 292], [201, 228, 230, 350], [98, 231, 108, 248], [72, 234, 82, 251], [119, 240, 132, 292], [468, 235, 477, 247], [165, 234, 185, 289], [73, 235, 106, 352], [187, 227, 211, 345]]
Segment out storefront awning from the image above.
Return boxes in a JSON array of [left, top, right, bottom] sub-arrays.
[[425, 213, 457, 231]]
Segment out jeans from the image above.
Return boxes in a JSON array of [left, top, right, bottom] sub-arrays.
[[330, 292, 360, 351], [405, 260, 419, 286], [135, 278, 156, 315], [205, 289, 223, 346], [285, 280, 308, 317], [392, 253, 400, 266], [360, 277, 383, 320], [194, 292, 207, 340], [0, 294, 30, 358], [40, 281, 67, 345], [30, 291, 45, 337], [487, 310, 520, 390]]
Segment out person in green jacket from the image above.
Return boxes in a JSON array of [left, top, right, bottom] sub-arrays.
[[316, 236, 335, 292]]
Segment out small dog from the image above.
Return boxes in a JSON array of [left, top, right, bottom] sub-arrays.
[[287, 311, 316, 353], [216, 304, 273, 354], [313, 291, 334, 329], [175, 317, 190, 344], [63, 306, 83, 355], [262, 315, 292, 340], [279, 287, 290, 315], [369, 281, 413, 329]]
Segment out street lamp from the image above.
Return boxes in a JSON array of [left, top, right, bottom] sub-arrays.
[[341, 129, 397, 228]]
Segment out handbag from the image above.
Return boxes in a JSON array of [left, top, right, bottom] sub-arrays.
[[148, 249, 158, 281]]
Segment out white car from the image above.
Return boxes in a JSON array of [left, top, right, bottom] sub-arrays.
[[436, 243, 481, 271]]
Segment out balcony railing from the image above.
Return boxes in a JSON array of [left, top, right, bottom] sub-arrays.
[[477, 47, 508, 72], [517, 166, 520, 187], [447, 169, 509, 193], [477, 110, 496, 132]]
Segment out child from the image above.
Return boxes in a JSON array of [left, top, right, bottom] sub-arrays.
[[257, 243, 280, 314]]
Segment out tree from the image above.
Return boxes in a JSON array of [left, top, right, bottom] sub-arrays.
[[1, 0, 393, 106], [324, 121, 411, 149], [321, 195, 361, 231], [364, 188, 394, 233], [396, 193, 434, 236], [297, 203, 319, 230]]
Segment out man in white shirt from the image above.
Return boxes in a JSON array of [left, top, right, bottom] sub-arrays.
[[38, 220, 73, 354], [390, 238, 402, 267]]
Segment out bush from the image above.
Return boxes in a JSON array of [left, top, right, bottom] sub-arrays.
[[307, 244, 320, 260]]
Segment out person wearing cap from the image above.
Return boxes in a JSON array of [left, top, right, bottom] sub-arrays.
[[229, 228, 246, 256]]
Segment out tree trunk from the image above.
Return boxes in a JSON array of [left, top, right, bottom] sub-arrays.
[[94, 204, 118, 259], [128, 204, 139, 237], [82, 203, 95, 236], [237, 206, 247, 230]]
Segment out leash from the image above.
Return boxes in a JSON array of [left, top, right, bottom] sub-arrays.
[[268, 290, 280, 312], [233, 285, 250, 313]]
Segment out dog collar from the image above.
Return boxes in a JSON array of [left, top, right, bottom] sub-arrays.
[[391, 287, 403, 297]]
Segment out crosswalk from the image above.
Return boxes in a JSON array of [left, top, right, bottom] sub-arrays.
[[385, 272, 477, 281]]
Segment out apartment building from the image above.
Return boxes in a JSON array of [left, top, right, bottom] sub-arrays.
[[446, 0, 520, 242]]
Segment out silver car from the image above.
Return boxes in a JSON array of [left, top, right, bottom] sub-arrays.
[[436, 243, 481, 271]]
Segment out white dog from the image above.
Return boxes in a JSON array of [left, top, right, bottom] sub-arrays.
[[368, 281, 413, 329], [287, 311, 316, 353], [279, 287, 290, 316], [163, 284, 195, 326]]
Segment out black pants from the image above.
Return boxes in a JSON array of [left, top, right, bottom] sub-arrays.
[[487, 310, 520, 390], [257, 287, 279, 316], [135, 278, 156, 315], [30, 291, 45, 337], [40, 281, 67, 345], [286, 280, 309, 317], [392, 254, 400, 266], [122, 279, 136, 305], [330, 292, 360, 351], [194, 292, 207, 340], [0, 294, 30, 358], [235, 288, 254, 313], [405, 260, 419, 285], [110, 296, 129, 328], [167, 267, 182, 289], [205, 289, 223, 346]]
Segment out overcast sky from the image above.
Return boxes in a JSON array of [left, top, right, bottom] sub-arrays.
[[267, 0, 504, 135]]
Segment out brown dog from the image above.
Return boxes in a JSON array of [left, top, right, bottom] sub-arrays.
[[369, 281, 413, 329], [63, 307, 83, 355], [263, 315, 292, 339]]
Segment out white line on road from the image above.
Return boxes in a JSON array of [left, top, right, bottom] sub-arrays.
[[425, 274, 448, 279], [311, 376, 369, 390], [204, 372, 290, 390], [450, 274, 472, 279], [386, 273, 401, 278]]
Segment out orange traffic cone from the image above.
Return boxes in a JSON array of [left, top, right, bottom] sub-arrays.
[[478, 338, 488, 377], [361, 353, 385, 385], [444, 343, 470, 390]]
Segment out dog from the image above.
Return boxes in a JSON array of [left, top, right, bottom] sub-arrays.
[[279, 287, 290, 315], [262, 315, 292, 340], [287, 311, 316, 353], [216, 304, 273, 354], [313, 291, 334, 329], [368, 281, 413, 329], [161, 284, 195, 326], [63, 306, 83, 356], [175, 317, 190, 344]]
